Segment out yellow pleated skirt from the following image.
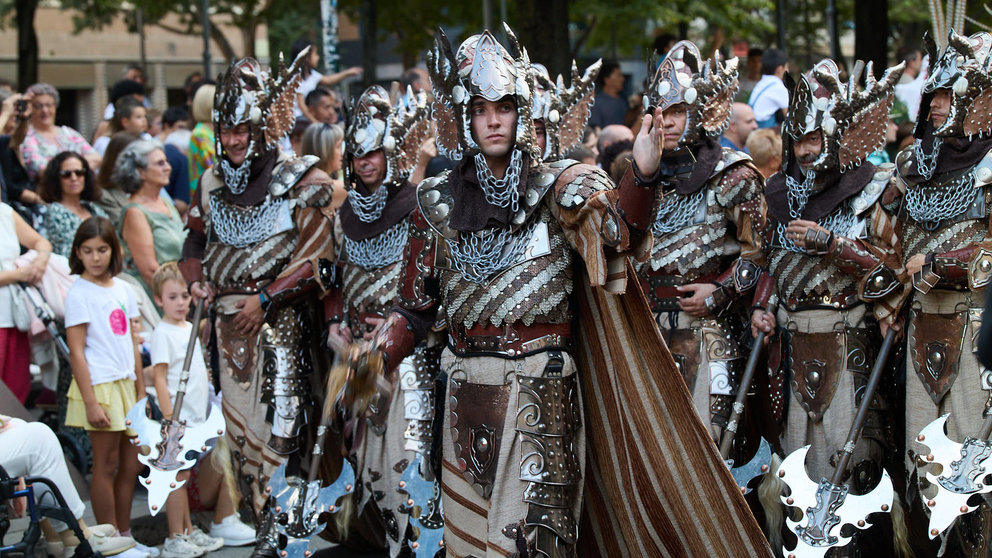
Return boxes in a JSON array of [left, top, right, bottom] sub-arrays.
[[65, 377, 138, 434]]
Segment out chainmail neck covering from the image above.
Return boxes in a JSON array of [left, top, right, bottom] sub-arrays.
[[448, 153, 533, 233], [764, 158, 875, 224]]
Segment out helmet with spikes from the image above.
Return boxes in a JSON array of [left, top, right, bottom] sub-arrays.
[[343, 85, 432, 189], [643, 40, 739, 148], [427, 24, 540, 161], [783, 58, 904, 172], [213, 50, 308, 170], [918, 30, 992, 138], [531, 60, 601, 161]]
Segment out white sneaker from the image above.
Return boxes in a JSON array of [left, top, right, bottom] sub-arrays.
[[209, 514, 256, 547], [160, 535, 204, 558], [80, 533, 136, 557], [187, 528, 223, 553], [114, 547, 150, 558], [132, 540, 161, 557]]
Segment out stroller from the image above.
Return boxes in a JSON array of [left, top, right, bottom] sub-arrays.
[[0, 464, 101, 558], [15, 283, 91, 476]]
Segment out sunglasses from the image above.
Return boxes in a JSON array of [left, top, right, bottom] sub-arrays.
[[59, 169, 86, 178]]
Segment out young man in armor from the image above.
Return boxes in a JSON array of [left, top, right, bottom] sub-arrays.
[[896, 31, 992, 557], [750, 58, 907, 554], [633, 40, 766, 441], [337, 26, 771, 557], [178, 53, 337, 557]]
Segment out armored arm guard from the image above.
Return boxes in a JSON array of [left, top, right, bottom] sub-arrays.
[[751, 270, 776, 311], [614, 161, 663, 231], [550, 162, 652, 292], [322, 269, 345, 326], [702, 161, 766, 316], [370, 312, 418, 374], [261, 172, 337, 307]]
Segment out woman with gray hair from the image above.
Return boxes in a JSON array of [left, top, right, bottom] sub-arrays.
[[301, 122, 347, 209], [113, 139, 185, 296], [19, 82, 101, 183]]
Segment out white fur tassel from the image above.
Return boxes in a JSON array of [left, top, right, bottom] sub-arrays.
[[759, 452, 786, 552]]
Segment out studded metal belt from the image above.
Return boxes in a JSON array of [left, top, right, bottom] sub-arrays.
[[641, 272, 720, 313], [785, 291, 861, 312], [449, 322, 572, 358]]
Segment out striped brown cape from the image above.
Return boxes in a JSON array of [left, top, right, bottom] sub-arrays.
[[576, 260, 773, 556]]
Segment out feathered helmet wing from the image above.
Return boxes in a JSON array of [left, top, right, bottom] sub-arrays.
[[531, 60, 601, 161], [783, 59, 904, 172]]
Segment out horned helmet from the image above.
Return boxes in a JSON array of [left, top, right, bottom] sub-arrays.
[[918, 30, 992, 138], [427, 24, 540, 161], [342, 85, 432, 190], [530, 61, 601, 162], [212, 51, 308, 190], [782, 59, 904, 172], [643, 40, 739, 149]]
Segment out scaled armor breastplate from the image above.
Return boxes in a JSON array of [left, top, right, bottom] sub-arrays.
[[340, 222, 409, 338], [203, 156, 323, 292], [639, 151, 753, 280], [898, 148, 992, 261], [418, 162, 575, 329]]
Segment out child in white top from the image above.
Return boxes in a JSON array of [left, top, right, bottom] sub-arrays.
[[63, 217, 147, 547], [150, 263, 251, 553]]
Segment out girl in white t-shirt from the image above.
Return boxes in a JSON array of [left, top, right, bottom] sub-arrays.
[[64, 216, 148, 545]]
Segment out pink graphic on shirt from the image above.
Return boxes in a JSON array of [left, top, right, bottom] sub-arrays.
[[109, 305, 128, 335]]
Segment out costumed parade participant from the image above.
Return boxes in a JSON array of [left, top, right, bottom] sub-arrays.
[[322, 84, 443, 554], [750, 58, 907, 554], [897, 30, 992, 557], [335, 25, 772, 557], [178, 52, 337, 557], [633, 40, 766, 440]]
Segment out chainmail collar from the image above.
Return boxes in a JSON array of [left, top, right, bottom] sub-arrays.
[[339, 180, 418, 241], [765, 158, 875, 224], [448, 152, 534, 233], [474, 149, 523, 211], [902, 126, 992, 185], [344, 220, 409, 270], [220, 158, 251, 195], [774, 206, 855, 254], [905, 169, 977, 228], [347, 182, 388, 223], [216, 149, 279, 207]]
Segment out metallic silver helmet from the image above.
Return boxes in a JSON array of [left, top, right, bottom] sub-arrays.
[[643, 40, 739, 148], [783, 59, 903, 172], [427, 24, 541, 161], [919, 30, 992, 138]]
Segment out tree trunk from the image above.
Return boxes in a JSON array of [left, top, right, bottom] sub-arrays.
[[360, 0, 377, 86], [16, 0, 38, 90], [855, 0, 888, 78], [516, 0, 570, 78]]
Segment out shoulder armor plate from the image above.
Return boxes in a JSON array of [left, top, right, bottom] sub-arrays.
[[416, 172, 457, 240], [555, 163, 611, 209], [851, 163, 895, 216], [269, 155, 320, 197], [713, 148, 753, 178]]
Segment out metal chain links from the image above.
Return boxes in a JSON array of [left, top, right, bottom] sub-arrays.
[[209, 194, 288, 248], [914, 137, 943, 181], [786, 170, 817, 219], [347, 183, 389, 223], [220, 158, 251, 195], [448, 220, 536, 283], [652, 188, 706, 236], [474, 149, 522, 212], [344, 221, 410, 270], [905, 170, 976, 226]]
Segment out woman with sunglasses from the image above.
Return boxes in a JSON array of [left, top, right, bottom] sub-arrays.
[[40, 151, 108, 257], [111, 139, 185, 298]]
